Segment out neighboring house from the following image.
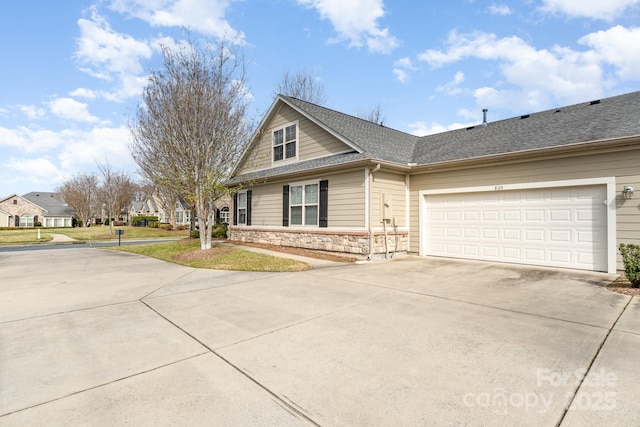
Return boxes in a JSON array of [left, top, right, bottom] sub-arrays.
[[128, 200, 146, 220], [227, 91, 640, 274], [131, 192, 230, 227], [0, 192, 75, 227]]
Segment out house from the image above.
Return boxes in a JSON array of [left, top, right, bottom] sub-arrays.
[[0, 192, 75, 227], [129, 191, 230, 227], [227, 91, 640, 274]]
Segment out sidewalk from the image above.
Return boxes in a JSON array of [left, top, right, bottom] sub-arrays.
[[48, 233, 77, 243]]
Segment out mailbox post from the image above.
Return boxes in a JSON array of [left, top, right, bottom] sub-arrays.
[[115, 229, 124, 246]]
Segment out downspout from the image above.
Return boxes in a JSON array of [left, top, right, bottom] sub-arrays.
[[368, 163, 381, 260]]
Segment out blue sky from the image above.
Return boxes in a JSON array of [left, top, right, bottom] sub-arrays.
[[1, 0, 639, 197]]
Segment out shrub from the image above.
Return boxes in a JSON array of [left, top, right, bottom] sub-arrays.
[[159, 223, 173, 230], [619, 244, 640, 287], [131, 215, 159, 226], [212, 224, 228, 239], [189, 224, 227, 239], [148, 221, 159, 228]]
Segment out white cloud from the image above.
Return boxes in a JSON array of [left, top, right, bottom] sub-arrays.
[[579, 25, 640, 81], [19, 105, 46, 120], [56, 126, 132, 171], [5, 157, 63, 182], [0, 126, 66, 153], [540, 0, 640, 21], [109, 0, 245, 43], [48, 98, 99, 123], [296, 0, 399, 53], [418, 30, 607, 111], [70, 88, 98, 99], [0, 125, 135, 191], [407, 120, 474, 136], [76, 10, 152, 79], [488, 3, 513, 15], [392, 57, 416, 83], [436, 71, 465, 95], [75, 9, 152, 101]]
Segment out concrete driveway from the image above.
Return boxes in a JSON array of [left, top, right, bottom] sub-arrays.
[[0, 247, 638, 426]]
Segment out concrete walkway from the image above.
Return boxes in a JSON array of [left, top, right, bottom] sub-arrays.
[[48, 233, 77, 243], [0, 247, 637, 426]]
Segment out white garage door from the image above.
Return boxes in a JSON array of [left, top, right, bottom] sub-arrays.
[[424, 185, 608, 271]]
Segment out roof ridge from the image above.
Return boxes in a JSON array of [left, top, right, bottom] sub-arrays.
[[280, 94, 417, 138]]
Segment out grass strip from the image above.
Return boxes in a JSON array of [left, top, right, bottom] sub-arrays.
[[107, 239, 311, 272]]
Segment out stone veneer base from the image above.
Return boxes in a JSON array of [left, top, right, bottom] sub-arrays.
[[228, 228, 408, 255]]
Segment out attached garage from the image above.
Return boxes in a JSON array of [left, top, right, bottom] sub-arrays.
[[420, 178, 616, 273]]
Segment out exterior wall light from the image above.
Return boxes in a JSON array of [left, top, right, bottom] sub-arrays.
[[623, 186, 634, 200]]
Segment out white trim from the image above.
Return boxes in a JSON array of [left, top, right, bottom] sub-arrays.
[[236, 190, 248, 225], [282, 97, 365, 154], [272, 120, 299, 166], [288, 179, 320, 227], [364, 168, 370, 229], [405, 173, 410, 248], [419, 177, 616, 273]]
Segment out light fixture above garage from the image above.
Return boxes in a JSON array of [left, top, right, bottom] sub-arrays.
[[623, 186, 634, 200]]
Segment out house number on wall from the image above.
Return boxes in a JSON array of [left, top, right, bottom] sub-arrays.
[[494, 185, 504, 191]]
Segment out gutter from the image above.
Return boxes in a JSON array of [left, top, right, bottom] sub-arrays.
[[367, 163, 381, 260]]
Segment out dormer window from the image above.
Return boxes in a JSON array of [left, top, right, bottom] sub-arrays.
[[273, 122, 297, 163]]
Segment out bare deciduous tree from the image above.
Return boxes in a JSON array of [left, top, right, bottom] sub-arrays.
[[130, 38, 251, 249], [57, 172, 98, 227], [275, 69, 326, 105], [357, 103, 386, 125], [97, 162, 137, 234]]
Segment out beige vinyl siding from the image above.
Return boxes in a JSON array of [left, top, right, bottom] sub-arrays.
[[371, 171, 407, 227], [326, 169, 366, 228], [408, 147, 640, 269], [241, 168, 366, 229], [237, 104, 353, 174], [247, 181, 285, 226]]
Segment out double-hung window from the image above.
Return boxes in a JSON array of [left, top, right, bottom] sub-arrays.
[[237, 191, 247, 225], [290, 183, 318, 226], [273, 122, 297, 163]]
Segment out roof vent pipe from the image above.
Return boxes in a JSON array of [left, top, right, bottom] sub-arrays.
[[481, 109, 488, 127]]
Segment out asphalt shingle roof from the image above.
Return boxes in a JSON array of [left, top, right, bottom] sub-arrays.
[[412, 91, 640, 165], [230, 91, 640, 184], [282, 95, 419, 164], [21, 192, 75, 216]]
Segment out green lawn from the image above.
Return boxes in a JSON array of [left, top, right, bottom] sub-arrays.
[[0, 226, 189, 245], [107, 239, 311, 272]]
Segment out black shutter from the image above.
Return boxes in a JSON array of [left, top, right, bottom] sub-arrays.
[[232, 193, 238, 225], [246, 190, 252, 226], [34, 215, 38, 226], [14, 215, 19, 227], [282, 185, 289, 226], [215, 209, 220, 222], [319, 180, 328, 228]]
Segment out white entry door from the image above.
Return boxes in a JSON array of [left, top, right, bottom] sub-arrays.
[[424, 185, 608, 271]]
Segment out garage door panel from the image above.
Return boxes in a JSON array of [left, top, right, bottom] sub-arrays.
[[549, 229, 571, 243], [503, 210, 521, 221], [424, 185, 607, 272], [550, 210, 571, 221]]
